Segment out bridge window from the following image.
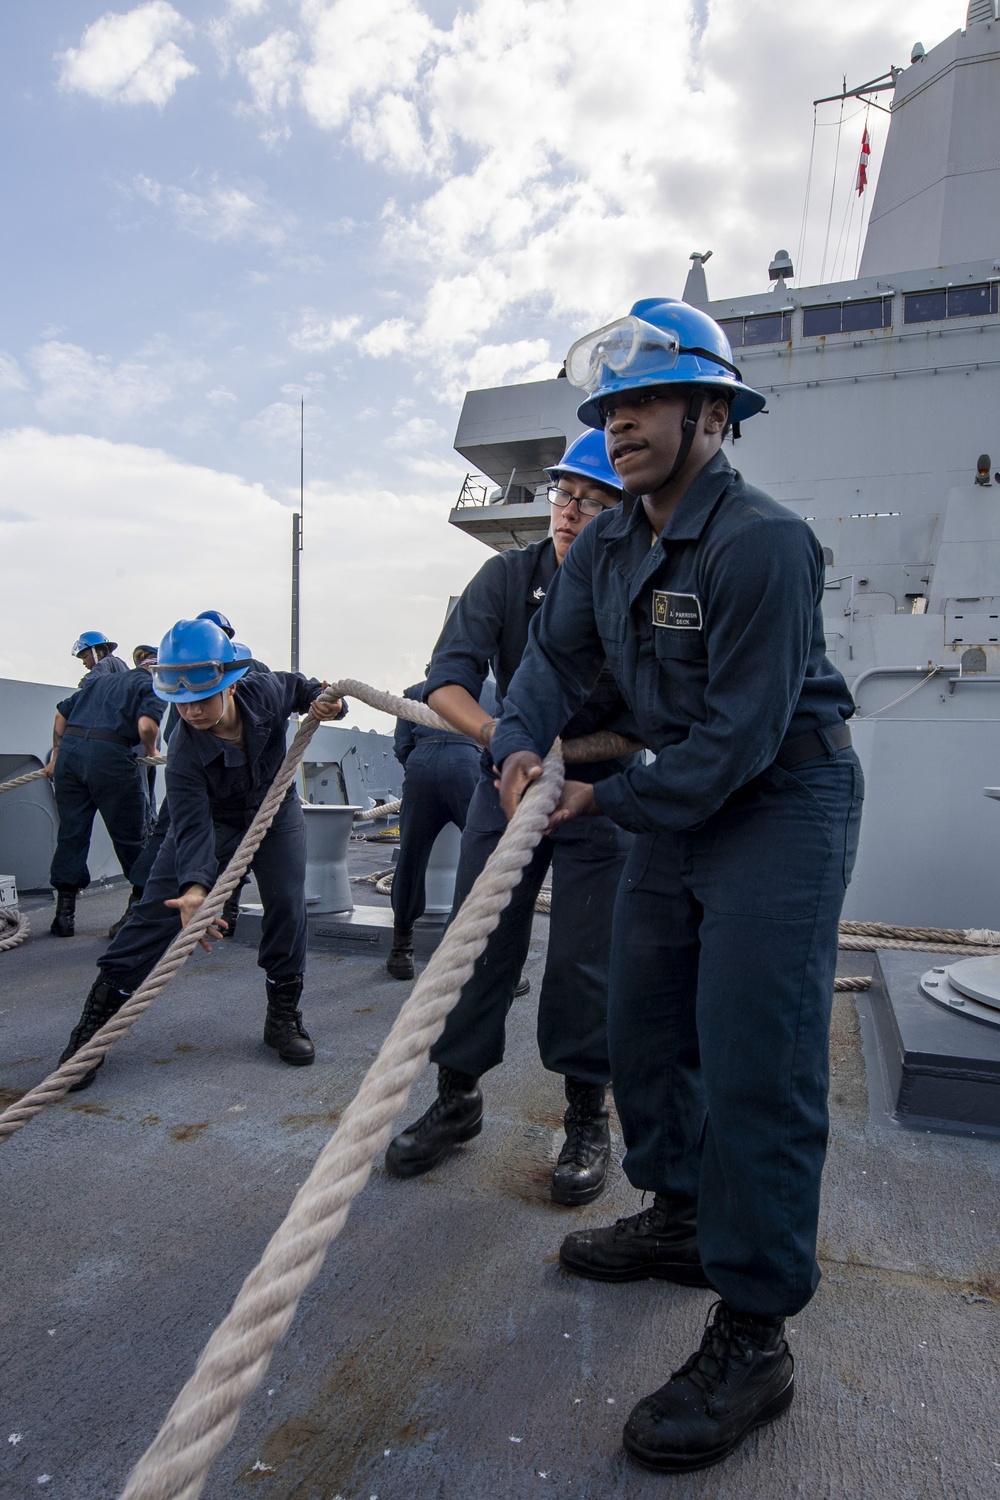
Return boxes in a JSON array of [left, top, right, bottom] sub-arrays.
[[720, 312, 792, 347], [802, 297, 892, 336], [904, 283, 998, 324]]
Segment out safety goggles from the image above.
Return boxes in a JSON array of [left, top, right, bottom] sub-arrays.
[[565, 315, 742, 393], [152, 661, 235, 695], [547, 486, 610, 516]]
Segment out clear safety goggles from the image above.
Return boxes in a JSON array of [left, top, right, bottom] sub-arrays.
[[152, 660, 235, 695], [565, 315, 742, 394]]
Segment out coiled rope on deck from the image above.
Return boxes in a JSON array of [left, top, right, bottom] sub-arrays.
[[117, 742, 563, 1500], [0, 683, 452, 1145], [0, 907, 29, 952]]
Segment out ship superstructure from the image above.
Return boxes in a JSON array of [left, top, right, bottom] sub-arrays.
[[447, 5, 1000, 933]]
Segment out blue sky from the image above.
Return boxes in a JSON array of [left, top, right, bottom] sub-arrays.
[[0, 0, 956, 723]]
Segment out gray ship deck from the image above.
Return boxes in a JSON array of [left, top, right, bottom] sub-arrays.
[[2, 856, 998, 1500]]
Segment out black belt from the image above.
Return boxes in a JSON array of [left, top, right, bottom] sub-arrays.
[[63, 725, 133, 748], [774, 723, 852, 769]]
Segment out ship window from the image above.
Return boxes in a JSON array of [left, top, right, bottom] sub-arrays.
[[842, 297, 892, 332], [904, 283, 999, 323], [946, 283, 996, 318], [802, 297, 892, 336], [742, 312, 792, 345], [719, 313, 791, 347]]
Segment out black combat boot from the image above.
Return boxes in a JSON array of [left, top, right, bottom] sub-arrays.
[[559, 1192, 711, 1286], [622, 1301, 794, 1472], [384, 1067, 483, 1177], [551, 1077, 611, 1206], [386, 925, 414, 980], [514, 973, 530, 997], [108, 886, 143, 939], [58, 975, 132, 1090], [50, 888, 77, 938], [263, 975, 315, 1065], [221, 885, 241, 938]]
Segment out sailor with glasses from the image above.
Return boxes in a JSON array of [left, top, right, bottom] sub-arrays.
[[493, 298, 863, 1473], [384, 429, 638, 1208], [55, 617, 346, 1090]]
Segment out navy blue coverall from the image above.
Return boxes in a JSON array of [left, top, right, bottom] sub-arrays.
[[50, 669, 164, 893], [97, 672, 341, 993], [129, 658, 272, 890], [425, 536, 637, 1086], [77, 653, 129, 687], [493, 451, 863, 1318], [390, 682, 481, 932]]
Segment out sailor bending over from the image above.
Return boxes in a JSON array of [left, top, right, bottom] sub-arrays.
[[56, 617, 344, 1091], [495, 300, 863, 1473]]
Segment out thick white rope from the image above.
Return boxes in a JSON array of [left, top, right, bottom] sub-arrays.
[[0, 907, 29, 952], [118, 742, 564, 1500], [0, 766, 48, 795], [354, 797, 402, 823], [0, 683, 454, 1144]]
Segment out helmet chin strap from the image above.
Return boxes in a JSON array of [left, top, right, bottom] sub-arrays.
[[661, 388, 705, 488]]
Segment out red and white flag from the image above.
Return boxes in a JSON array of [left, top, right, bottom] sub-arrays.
[[857, 126, 871, 195]]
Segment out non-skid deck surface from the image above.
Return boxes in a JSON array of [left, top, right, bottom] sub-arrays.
[[1, 871, 997, 1500]]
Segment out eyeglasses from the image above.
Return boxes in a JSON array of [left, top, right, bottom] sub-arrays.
[[547, 486, 610, 516], [152, 661, 234, 695]]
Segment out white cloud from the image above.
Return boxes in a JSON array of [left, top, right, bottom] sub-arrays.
[[351, 92, 438, 175], [131, 172, 286, 247], [0, 423, 489, 717], [384, 414, 446, 449], [237, 29, 300, 115], [241, 399, 315, 445], [233, 0, 954, 400], [299, 0, 437, 131], [29, 341, 182, 429], [57, 2, 197, 107], [462, 340, 556, 392], [0, 353, 29, 392], [289, 311, 361, 352], [358, 318, 412, 358], [0, 429, 287, 685]]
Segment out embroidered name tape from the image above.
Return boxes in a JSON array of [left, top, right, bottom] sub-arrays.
[[652, 591, 703, 629]]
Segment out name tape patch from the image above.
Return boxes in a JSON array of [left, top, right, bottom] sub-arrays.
[[653, 591, 703, 630]]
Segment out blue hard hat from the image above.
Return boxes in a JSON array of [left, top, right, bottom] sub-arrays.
[[72, 630, 117, 658], [151, 619, 249, 703], [545, 429, 622, 493], [569, 297, 766, 429], [196, 609, 235, 638]]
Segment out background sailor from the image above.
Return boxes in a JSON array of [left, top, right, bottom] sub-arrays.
[[385, 429, 636, 1208]]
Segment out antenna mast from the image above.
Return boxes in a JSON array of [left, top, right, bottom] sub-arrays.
[[291, 399, 304, 672]]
